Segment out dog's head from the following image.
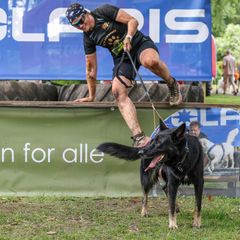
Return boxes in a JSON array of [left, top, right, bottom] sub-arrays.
[[139, 122, 186, 170]]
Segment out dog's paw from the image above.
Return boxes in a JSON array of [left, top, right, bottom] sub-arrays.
[[192, 216, 201, 228], [169, 223, 178, 229], [192, 222, 201, 228], [141, 209, 149, 217], [169, 216, 178, 229]]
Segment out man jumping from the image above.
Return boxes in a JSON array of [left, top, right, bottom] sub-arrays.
[[66, 3, 182, 147]]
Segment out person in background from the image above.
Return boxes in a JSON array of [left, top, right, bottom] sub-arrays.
[[222, 50, 238, 95], [65, 3, 182, 147], [189, 121, 207, 139], [189, 121, 209, 167]]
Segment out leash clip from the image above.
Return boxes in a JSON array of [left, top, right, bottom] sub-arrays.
[[176, 163, 183, 172], [176, 162, 183, 173]]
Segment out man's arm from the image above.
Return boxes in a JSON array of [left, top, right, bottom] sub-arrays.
[[74, 53, 97, 103], [115, 9, 138, 51], [223, 57, 226, 68]]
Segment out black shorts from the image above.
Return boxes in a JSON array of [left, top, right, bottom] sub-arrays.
[[112, 36, 159, 80]]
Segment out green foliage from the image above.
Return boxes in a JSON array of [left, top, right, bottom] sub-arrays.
[[212, 0, 240, 37], [216, 61, 223, 81], [213, 23, 240, 81], [215, 24, 240, 61]]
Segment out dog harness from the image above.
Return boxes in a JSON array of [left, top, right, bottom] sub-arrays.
[[147, 140, 190, 181], [176, 140, 189, 173], [206, 143, 225, 162]]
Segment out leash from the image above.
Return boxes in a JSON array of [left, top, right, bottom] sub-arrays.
[[125, 50, 165, 128]]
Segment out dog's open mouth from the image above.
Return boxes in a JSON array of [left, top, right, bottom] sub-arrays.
[[144, 154, 165, 172]]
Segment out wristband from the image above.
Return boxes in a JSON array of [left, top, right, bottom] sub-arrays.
[[126, 34, 133, 42]]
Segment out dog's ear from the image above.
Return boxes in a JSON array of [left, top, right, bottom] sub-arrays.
[[159, 118, 168, 131], [171, 123, 186, 143]]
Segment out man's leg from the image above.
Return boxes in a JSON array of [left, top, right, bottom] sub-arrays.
[[112, 76, 149, 147], [229, 75, 238, 95], [139, 48, 182, 105], [223, 75, 228, 94]]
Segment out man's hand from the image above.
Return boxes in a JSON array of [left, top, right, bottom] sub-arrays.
[[123, 35, 132, 52], [74, 96, 94, 103], [115, 9, 138, 52]]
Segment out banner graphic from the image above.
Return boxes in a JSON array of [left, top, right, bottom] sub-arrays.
[[0, 0, 211, 81], [152, 108, 240, 184]]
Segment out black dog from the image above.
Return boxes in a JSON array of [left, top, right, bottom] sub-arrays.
[[97, 122, 204, 229]]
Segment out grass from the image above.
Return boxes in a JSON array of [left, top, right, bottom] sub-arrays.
[[205, 83, 240, 104], [0, 196, 239, 239], [205, 94, 240, 104]]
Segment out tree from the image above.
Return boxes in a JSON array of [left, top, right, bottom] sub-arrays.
[[215, 24, 240, 61], [211, 0, 240, 37]]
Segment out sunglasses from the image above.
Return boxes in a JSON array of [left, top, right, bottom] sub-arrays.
[[72, 14, 85, 27]]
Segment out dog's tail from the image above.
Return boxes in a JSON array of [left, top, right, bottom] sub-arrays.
[[97, 142, 140, 161], [226, 128, 239, 145]]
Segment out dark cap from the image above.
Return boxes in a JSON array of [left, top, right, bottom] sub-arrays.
[[66, 3, 87, 24]]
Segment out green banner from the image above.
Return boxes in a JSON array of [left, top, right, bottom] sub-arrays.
[[1, 106, 239, 197], [0, 107, 175, 196]]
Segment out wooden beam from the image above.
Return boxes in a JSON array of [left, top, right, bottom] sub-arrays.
[[0, 101, 239, 109]]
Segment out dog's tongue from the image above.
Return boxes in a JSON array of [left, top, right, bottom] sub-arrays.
[[144, 154, 164, 172]]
